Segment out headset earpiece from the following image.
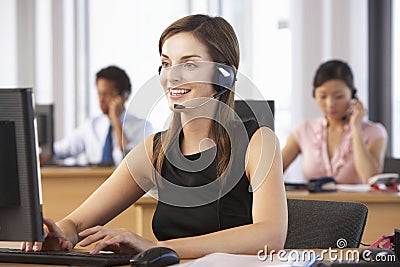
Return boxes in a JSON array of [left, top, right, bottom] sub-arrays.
[[351, 88, 357, 99], [214, 65, 236, 92], [121, 90, 129, 100]]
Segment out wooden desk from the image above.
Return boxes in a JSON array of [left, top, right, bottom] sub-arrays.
[[40, 167, 157, 242], [40, 167, 400, 246]]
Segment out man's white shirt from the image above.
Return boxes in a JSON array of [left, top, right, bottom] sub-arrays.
[[53, 112, 154, 165]]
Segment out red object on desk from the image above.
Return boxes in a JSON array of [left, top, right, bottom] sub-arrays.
[[370, 183, 400, 192], [369, 233, 395, 249]]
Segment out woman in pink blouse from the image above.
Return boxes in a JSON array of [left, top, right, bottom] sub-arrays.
[[282, 60, 388, 184]]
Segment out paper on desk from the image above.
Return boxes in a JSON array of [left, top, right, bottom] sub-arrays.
[[336, 184, 371, 192], [171, 252, 312, 267]]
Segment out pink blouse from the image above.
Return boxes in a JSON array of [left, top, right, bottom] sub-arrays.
[[293, 117, 387, 184]]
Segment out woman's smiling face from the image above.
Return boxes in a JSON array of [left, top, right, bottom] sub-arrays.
[[159, 32, 217, 111]]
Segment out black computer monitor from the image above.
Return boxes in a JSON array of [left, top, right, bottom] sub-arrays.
[[234, 100, 275, 131], [0, 88, 44, 242], [35, 104, 54, 159]]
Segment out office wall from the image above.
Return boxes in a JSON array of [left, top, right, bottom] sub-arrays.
[[0, 0, 34, 88], [0, 0, 18, 86], [290, 0, 368, 125], [275, 0, 368, 182]]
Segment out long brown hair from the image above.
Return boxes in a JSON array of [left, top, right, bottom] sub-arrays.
[[153, 14, 240, 179]]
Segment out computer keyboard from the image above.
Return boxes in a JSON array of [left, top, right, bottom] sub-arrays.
[[0, 248, 136, 266]]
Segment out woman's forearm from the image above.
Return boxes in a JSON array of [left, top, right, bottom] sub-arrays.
[[352, 127, 381, 182], [157, 222, 286, 259]]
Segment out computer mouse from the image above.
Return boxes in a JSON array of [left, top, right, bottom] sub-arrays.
[[130, 246, 180, 267]]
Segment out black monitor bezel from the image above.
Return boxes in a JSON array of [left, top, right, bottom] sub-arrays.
[[0, 88, 44, 242]]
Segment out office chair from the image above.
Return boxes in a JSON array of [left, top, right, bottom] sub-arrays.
[[234, 100, 275, 131], [284, 198, 368, 249], [383, 157, 400, 173]]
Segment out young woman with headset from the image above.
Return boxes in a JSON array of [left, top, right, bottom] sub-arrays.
[[282, 59, 388, 184], [22, 14, 287, 259]]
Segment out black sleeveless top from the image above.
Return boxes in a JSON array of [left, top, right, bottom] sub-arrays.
[[152, 120, 260, 241]]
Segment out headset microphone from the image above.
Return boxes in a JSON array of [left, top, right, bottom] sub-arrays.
[[173, 89, 228, 110]]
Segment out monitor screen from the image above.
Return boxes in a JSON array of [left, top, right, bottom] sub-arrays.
[[0, 88, 44, 242], [234, 100, 275, 131], [35, 104, 54, 160]]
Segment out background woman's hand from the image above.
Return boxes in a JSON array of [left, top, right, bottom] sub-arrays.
[[349, 99, 366, 128], [20, 217, 73, 252], [108, 95, 125, 125], [78, 226, 156, 255]]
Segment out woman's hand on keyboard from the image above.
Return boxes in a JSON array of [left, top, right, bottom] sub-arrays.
[[20, 217, 73, 252], [78, 226, 156, 255]]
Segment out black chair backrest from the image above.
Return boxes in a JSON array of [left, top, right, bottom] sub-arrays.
[[383, 157, 400, 173], [284, 198, 368, 249], [234, 100, 275, 131]]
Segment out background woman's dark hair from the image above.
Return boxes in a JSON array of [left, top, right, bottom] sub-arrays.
[[312, 59, 357, 98], [96, 65, 132, 96]]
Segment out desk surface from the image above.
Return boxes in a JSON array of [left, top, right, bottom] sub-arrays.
[[40, 166, 115, 178]]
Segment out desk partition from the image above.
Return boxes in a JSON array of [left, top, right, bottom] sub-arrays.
[[40, 167, 156, 242]]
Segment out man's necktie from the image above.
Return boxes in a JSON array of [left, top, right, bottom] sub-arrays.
[[101, 125, 113, 164]]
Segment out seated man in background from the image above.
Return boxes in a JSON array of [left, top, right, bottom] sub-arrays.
[[282, 59, 387, 184], [53, 65, 155, 166]]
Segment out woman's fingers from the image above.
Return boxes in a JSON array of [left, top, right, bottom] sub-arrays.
[[20, 218, 49, 251], [32, 241, 43, 252], [20, 242, 26, 251], [43, 217, 64, 237], [78, 226, 154, 255], [78, 226, 108, 247], [78, 225, 102, 237], [79, 227, 136, 254], [61, 239, 73, 251], [355, 100, 366, 114], [20, 241, 43, 252], [20, 217, 72, 252], [22, 242, 32, 251], [104, 231, 155, 254], [90, 231, 137, 254], [90, 236, 116, 254], [349, 99, 366, 127], [42, 217, 73, 251]]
